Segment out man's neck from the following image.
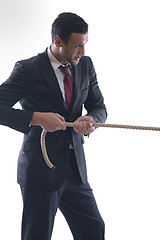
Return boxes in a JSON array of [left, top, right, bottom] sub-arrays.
[[50, 44, 67, 65]]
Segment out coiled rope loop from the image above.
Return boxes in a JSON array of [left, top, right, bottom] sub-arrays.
[[40, 122, 160, 169]]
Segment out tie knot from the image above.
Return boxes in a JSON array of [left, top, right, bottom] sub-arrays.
[[59, 65, 69, 75]]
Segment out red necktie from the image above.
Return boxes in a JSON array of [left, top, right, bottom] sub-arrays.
[[59, 65, 73, 111]]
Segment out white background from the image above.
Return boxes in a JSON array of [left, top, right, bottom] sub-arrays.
[[0, 0, 160, 239]]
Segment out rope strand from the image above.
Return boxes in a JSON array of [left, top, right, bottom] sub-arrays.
[[41, 122, 160, 169], [64, 122, 160, 131]]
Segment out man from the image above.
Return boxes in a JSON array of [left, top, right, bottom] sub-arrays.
[[0, 12, 107, 240]]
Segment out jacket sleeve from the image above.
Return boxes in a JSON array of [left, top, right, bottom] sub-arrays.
[[84, 57, 107, 123], [0, 62, 34, 133]]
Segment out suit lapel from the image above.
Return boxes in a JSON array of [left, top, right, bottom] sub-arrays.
[[39, 51, 67, 112], [71, 64, 81, 113]]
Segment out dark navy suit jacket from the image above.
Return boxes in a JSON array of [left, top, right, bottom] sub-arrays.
[[0, 50, 107, 190]]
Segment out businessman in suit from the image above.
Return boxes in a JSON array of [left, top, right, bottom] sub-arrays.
[[0, 12, 107, 239]]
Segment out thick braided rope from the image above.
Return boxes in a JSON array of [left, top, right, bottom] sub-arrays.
[[41, 122, 160, 169], [64, 122, 160, 131], [41, 129, 55, 169]]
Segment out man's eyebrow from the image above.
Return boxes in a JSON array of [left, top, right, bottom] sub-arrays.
[[75, 40, 88, 47]]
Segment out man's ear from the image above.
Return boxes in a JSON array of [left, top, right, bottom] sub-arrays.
[[54, 36, 63, 48]]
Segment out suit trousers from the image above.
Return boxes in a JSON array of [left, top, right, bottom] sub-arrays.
[[20, 150, 105, 240]]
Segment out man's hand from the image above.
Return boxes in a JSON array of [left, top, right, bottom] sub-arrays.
[[73, 116, 95, 135], [31, 112, 66, 132]]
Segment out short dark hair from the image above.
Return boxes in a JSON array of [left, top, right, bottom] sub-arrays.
[[51, 12, 88, 44]]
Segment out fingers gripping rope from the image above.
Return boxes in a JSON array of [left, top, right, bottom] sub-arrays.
[[40, 122, 160, 169]]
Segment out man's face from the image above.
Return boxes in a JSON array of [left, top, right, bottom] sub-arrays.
[[59, 33, 88, 65]]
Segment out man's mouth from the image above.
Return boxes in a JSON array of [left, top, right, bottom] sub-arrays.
[[75, 56, 81, 61]]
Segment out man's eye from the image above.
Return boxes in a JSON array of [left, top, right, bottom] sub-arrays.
[[75, 44, 81, 48]]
